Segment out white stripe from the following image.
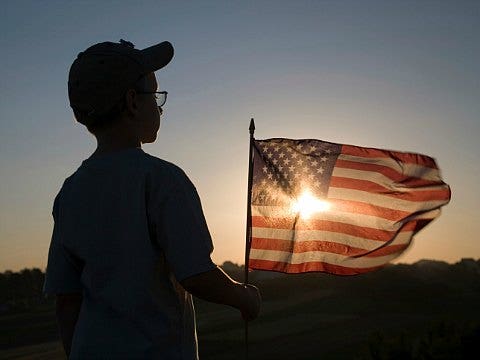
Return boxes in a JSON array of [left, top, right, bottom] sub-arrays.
[[333, 167, 400, 190], [332, 167, 449, 193], [327, 187, 447, 213], [252, 204, 399, 229], [412, 208, 441, 220], [249, 248, 404, 268], [252, 203, 439, 229], [252, 227, 414, 250], [338, 154, 441, 182], [252, 205, 288, 218]]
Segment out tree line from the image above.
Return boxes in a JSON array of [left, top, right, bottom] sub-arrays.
[[0, 268, 53, 312], [2, 258, 479, 314]]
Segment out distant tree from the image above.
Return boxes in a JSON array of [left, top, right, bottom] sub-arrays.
[[0, 268, 49, 311], [220, 261, 243, 276]]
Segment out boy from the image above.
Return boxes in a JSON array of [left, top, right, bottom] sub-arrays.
[[44, 39, 261, 359]]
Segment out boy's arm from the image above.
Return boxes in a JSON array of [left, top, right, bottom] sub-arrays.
[[55, 292, 83, 357], [180, 266, 261, 321]]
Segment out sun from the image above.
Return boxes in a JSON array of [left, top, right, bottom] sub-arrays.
[[290, 189, 330, 219]]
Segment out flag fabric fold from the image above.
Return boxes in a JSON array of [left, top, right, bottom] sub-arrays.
[[248, 138, 451, 275]]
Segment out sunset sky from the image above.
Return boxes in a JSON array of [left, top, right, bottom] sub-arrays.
[[1, 0, 479, 271]]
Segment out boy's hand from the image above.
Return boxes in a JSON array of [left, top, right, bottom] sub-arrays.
[[239, 284, 261, 321], [180, 266, 261, 320]]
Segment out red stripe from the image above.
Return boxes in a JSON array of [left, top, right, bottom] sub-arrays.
[[341, 144, 438, 168], [251, 237, 409, 257], [252, 216, 432, 238], [253, 196, 440, 222], [331, 199, 411, 221], [252, 216, 394, 241], [248, 259, 386, 275], [330, 177, 451, 202], [335, 159, 440, 186], [248, 219, 428, 275]]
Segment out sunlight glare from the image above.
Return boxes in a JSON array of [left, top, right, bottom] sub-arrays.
[[290, 190, 330, 219]]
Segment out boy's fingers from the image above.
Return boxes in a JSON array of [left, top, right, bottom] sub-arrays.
[[241, 284, 261, 321]]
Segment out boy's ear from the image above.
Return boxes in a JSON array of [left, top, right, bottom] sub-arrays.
[[124, 89, 138, 116]]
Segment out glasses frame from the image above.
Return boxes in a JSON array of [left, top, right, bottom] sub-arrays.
[[137, 91, 168, 107]]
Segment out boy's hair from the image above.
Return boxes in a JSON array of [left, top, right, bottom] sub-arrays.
[[74, 76, 148, 134], [67, 39, 173, 133]]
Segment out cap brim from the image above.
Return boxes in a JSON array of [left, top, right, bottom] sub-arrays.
[[141, 41, 174, 72]]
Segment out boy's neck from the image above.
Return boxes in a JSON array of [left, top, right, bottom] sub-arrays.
[[92, 140, 141, 157], [91, 120, 142, 157]]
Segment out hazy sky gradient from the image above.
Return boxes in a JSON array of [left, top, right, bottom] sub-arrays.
[[1, 0, 479, 271]]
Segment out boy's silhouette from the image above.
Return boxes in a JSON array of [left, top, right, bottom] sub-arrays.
[[44, 39, 260, 359]]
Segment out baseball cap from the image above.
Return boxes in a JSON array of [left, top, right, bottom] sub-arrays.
[[68, 39, 174, 125]]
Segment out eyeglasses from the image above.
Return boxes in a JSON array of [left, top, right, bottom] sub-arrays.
[[137, 91, 168, 107]]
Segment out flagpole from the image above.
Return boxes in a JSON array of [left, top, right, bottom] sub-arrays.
[[244, 118, 255, 359]]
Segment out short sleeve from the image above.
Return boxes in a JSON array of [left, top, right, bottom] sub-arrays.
[[43, 192, 83, 295], [149, 167, 216, 282]]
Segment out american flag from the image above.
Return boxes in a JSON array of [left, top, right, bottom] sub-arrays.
[[248, 138, 451, 275]]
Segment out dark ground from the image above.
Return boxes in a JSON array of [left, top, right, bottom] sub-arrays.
[[1, 259, 480, 359]]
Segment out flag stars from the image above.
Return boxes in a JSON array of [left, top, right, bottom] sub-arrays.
[[254, 140, 339, 206]]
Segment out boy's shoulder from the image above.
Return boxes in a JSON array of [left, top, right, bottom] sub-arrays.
[[139, 152, 198, 200], [141, 151, 188, 181], [63, 149, 190, 189]]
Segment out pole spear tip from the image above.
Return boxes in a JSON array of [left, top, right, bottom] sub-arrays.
[[249, 118, 255, 134]]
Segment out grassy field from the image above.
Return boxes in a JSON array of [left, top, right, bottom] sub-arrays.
[[2, 262, 480, 359], [0, 342, 64, 360], [195, 269, 480, 359]]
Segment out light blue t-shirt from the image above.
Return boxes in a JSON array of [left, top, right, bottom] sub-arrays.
[[44, 147, 216, 359]]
